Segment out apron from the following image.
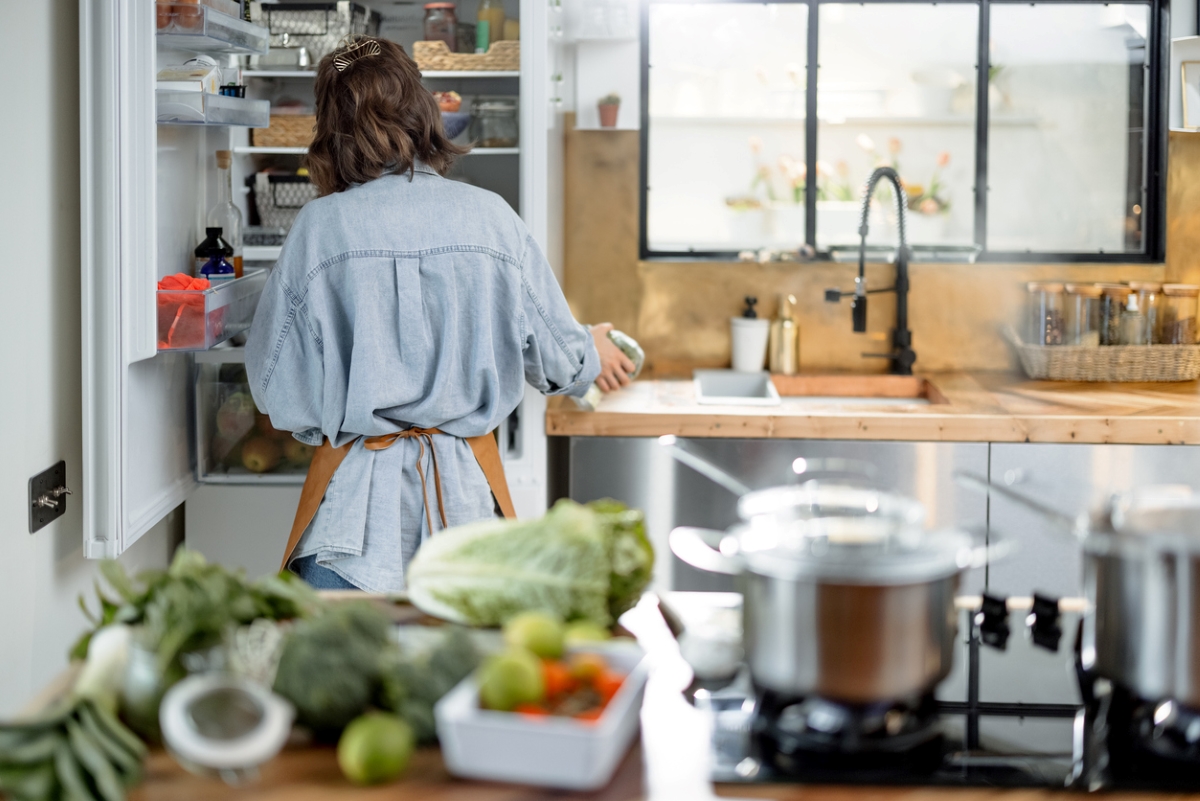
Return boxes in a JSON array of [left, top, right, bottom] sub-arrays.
[[280, 427, 517, 570]]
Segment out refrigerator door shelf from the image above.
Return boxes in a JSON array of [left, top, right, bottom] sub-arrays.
[[156, 5, 269, 56], [156, 91, 270, 127], [157, 268, 267, 352]]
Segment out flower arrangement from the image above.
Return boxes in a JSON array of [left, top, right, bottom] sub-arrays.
[[855, 135, 951, 215]]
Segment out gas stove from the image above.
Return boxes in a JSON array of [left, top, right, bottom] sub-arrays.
[[697, 667, 1200, 789]]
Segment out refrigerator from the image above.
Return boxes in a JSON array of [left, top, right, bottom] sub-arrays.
[[79, 0, 568, 575]]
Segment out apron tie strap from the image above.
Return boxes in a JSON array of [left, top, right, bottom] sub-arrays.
[[364, 427, 449, 536]]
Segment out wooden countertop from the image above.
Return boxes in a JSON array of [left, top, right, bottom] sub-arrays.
[[545, 373, 1200, 444], [126, 598, 1200, 800]]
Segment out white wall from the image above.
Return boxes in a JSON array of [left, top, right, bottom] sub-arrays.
[[0, 0, 177, 716]]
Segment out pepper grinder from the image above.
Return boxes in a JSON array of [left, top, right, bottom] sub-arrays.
[[768, 293, 800, 375]]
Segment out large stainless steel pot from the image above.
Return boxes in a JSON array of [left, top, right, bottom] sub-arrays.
[[671, 504, 987, 704], [959, 475, 1200, 709]]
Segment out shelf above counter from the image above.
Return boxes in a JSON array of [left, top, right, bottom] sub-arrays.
[[156, 5, 269, 56], [157, 91, 270, 127]]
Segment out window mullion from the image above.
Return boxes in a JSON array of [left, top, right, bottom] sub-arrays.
[[805, 0, 820, 249], [974, 0, 990, 251]]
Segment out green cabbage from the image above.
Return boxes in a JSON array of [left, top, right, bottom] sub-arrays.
[[406, 499, 654, 627]]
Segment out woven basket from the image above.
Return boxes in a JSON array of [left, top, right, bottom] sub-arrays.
[[1008, 326, 1200, 382], [251, 115, 316, 148], [412, 40, 520, 72]]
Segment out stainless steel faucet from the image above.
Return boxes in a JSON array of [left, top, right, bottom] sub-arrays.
[[824, 166, 917, 376]]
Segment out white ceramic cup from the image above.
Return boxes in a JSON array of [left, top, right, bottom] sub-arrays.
[[730, 317, 771, 372]]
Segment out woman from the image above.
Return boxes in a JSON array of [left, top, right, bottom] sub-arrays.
[[246, 36, 634, 592]]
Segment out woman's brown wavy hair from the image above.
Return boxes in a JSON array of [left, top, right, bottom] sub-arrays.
[[307, 36, 466, 196]]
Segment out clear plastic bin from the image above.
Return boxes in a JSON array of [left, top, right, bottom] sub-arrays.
[[1162, 284, 1200, 345], [1063, 283, 1101, 347], [1126, 281, 1163, 344], [194, 359, 313, 483], [157, 268, 266, 352], [156, 3, 270, 55], [157, 90, 270, 127]]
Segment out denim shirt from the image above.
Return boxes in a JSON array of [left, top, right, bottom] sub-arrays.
[[245, 163, 600, 592]]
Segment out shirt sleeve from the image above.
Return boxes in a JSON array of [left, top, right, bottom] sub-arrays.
[[244, 264, 327, 446], [519, 233, 601, 397]]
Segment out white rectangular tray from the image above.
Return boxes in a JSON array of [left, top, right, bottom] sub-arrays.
[[435, 643, 647, 791]]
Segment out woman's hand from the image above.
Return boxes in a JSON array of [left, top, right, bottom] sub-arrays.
[[591, 323, 637, 393]]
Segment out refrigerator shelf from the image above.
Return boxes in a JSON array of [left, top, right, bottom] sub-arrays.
[[157, 268, 267, 352], [157, 91, 270, 127], [157, 5, 270, 56]]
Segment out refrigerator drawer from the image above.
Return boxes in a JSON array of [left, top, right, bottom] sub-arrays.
[[157, 268, 267, 352], [194, 351, 312, 484]]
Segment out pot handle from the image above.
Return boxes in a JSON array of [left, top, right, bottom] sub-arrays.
[[669, 527, 742, 576]]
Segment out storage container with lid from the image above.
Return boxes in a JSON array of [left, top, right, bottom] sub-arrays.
[[1063, 283, 1102, 347], [1162, 284, 1200, 345], [1026, 281, 1065, 346], [1098, 283, 1132, 346], [1126, 281, 1163, 344], [423, 3, 458, 51], [469, 97, 518, 147]]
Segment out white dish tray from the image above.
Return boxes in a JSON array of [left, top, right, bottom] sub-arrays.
[[694, 369, 782, 406], [435, 643, 647, 791]]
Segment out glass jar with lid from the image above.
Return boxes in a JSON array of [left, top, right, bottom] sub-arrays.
[[469, 97, 518, 148], [1098, 283, 1131, 346], [424, 3, 458, 51], [1126, 281, 1163, 344], [1026, 281, 1064, 346], [1162, 284, 1200, 344], [1063, 283, 1101, 347]]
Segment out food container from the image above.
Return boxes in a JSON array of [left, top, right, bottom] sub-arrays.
[[157, 2, 270, 53], [1098, 283, 1131, 346], [156, 0, 242, 30], [194, 354, 312, 482], [253, 173, 318, 230], [1162, 284, 1200, 345], [1026, 281, 1064, 346], [670, 513, 990, 703], [469, 97, 519, 147], [436, 644, 647, 790], [259, 2, 382, 63], [423, 3, 458, 51], [1127, 281, 1163, 344], [156, 268, 266, 351], [1063, 283, 1102, 347]]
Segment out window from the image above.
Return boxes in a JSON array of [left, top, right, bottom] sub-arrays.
[[640, 0, 1165, 262]]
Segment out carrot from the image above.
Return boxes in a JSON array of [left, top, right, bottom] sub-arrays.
[[594, 670, 624, 703], [542, 659, 576, 698], [514, 703, 550, 717]]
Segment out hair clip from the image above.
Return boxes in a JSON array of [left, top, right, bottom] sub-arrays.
[[333, 36, 382, 72]]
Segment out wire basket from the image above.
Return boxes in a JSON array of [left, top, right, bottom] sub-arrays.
[[412, 40, 520, 72], [251, 114, 315, 148], [1005, 327, 1200, 382], [260, 2, 381, 64], [254, 173, 318, 230]]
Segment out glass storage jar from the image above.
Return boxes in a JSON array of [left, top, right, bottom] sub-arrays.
[[1063, 283, 1102, 347], [1162, 284, 1200, 344], [469, 98, 518, 147], [424, 3, 458, 51], [1026, 281, 1065, 346], [1098, 283, 1131, 346], [1126, 281, 1162, 344]]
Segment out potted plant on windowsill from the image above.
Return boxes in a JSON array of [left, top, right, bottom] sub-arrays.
[[597, 93, 621, 128]]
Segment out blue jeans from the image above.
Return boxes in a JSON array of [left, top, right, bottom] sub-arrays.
[[290, 555, 362, 590]]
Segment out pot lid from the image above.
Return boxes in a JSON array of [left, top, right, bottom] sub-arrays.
[[738, 482, 925, 528], [724, 517, 977, 585]]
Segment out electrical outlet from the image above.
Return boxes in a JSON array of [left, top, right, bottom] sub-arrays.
[[29, 460, 70, 534]]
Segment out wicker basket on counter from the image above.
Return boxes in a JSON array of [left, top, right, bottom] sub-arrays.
[[1006, 327, 1200, 382], [251, 114, 316, 148], [413, 40, 520, 72]]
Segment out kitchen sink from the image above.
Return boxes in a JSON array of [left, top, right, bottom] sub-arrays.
[[771, 374, 948, 406]]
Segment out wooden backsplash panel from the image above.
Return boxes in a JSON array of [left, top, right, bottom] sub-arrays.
[[564, 117, 1190, 377]]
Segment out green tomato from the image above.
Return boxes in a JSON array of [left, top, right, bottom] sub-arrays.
[[502, 611, 565, 659], [337, 712, 415, 786], [478, 649, 545, 711]]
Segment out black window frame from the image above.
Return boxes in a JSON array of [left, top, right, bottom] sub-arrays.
[[638, 0, 1169, 263]]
